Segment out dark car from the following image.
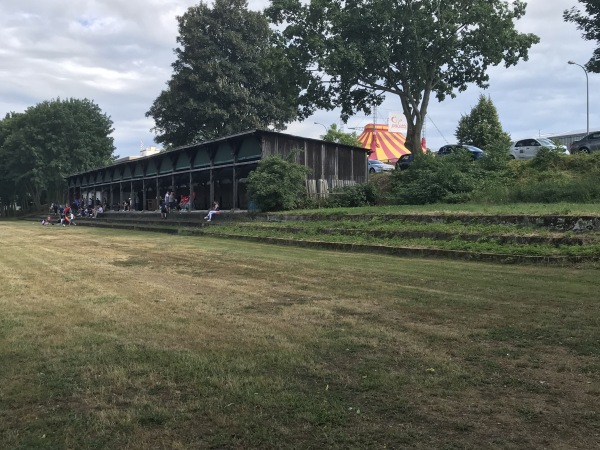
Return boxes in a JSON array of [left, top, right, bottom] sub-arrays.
[[437, 144, 485, 159], [569, 131, 600, 154], [395, 153, 414, 170]]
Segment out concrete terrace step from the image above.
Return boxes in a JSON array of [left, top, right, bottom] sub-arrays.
[[97, 210, 250, 222], [18, 210, 600, 264], [23, 210, 252, 227], [266, 213, 600, 232]]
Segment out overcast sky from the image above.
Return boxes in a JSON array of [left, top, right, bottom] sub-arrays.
[[1, 0, 597, 157]]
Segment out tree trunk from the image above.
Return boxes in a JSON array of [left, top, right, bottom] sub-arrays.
[[406, 119, 424, 156]]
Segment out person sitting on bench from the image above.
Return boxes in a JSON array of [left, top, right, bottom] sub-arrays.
[[204, 202, 220, 222]]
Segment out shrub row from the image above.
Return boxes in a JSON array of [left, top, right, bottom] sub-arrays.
[[247, 151, 600, 212]]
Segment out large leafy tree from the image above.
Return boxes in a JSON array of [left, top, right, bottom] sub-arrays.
[[455, 94, 510, 150], [267, 0, 539, 155], [564, 1, 600, 72], [0, 98, 114, 211], [147, 0, 307, 147]]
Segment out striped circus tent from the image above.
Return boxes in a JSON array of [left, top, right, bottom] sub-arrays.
[[357, 123, 412, 163]]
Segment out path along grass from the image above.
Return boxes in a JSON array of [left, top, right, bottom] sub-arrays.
[[0, 222, 598, 448]]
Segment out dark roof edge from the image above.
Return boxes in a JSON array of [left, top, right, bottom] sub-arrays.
[[68, 128, 369, 177]]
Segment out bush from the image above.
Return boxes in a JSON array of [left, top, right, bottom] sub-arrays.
[[528, 146, 565, 171], [367, 172, 395, 204], [389, 151, 482, 204], [247, 156, 311, 212], [506, 175, 600, 203], [328, 182, 380, 207], [348, 144, 600, 206], [478, 136, 512, 171]]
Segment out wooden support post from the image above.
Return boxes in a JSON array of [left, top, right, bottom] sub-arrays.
[[232, 166, 237, 210], [142, 179, 147, 211], [189, 172, 194, 211]]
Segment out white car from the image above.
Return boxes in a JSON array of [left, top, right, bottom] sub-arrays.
[[509, 138, 569, 160], [368, 159, 395, 173]]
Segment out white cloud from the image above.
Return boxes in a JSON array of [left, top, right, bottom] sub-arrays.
[[0, 0, 598, 157]]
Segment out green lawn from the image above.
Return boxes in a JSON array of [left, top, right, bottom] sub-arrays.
[[0, 222, 598, 449]]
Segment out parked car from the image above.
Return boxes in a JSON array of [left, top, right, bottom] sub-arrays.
[[395, 153, 414, 170], [509, 138, 569, 160], [569, 131, 600, 154], [436, 144, 485, 159], [368, 159, 395, 173]]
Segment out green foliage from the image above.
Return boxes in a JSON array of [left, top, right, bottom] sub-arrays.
[[527, 146, 565, 171], [0, 99, 114, 211], [147, 0, 305, 147], [389, 151, 484, 204], [380, 140, 600, 206], [328, 183, 379, 208], [247, 156, 311, 211], [478, 136, 513, 172], [268, 0, 539, 154], [564, 1, 600, 72], [474, 152, 600, 204], [320, 124, 361, 147], [455, 94, 511, 151], [512, 150, 600, 202], [506, 176, 600, 204]]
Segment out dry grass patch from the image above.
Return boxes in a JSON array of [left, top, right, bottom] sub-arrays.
[[0, 222, 598, 449]]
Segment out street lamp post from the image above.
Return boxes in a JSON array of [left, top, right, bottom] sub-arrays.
[[314, 122, 328, 135], [568, 61, 589, 136]]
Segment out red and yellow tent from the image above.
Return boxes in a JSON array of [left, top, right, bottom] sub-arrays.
[[358, 123, 424, 163]]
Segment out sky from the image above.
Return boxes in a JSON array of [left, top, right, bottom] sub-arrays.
[[1, 0, 598, 157]]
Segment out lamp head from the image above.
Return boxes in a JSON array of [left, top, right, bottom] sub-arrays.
[[568, 61, 575, 65]]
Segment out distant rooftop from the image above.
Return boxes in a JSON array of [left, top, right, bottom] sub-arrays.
[[114, 146, 161, 163]]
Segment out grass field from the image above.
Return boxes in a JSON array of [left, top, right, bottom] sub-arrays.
[[0, 222, 599, 449]]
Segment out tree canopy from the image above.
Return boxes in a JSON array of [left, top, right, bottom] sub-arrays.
[[564, 0, 600, 72], [267, 0, 539, 155], [0, 98, 114, 212], [320, 124, 361, 146], [147, 0, 307, 148], [455, 94, 510, 150]]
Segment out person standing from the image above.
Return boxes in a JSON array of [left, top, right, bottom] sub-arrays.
[[160, 199, 168, 219], [168, 190, 176, 211], [164, 190, 170, 212]]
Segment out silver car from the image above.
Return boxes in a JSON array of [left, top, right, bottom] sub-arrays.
[[368, 159, 395, 173], [509, 138, 569, 160]]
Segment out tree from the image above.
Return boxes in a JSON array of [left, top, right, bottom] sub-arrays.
[[564, 1, 600, 72], [321, 124, 361, 146], [455, 94, 511, 150], [247, 156, 311, 211], [267, 0, 539, 155], [147, 0, 307, 147], [0, 99, 114, 210]]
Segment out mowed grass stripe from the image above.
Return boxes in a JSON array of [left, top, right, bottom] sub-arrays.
[[0, 222, 598, 449]]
